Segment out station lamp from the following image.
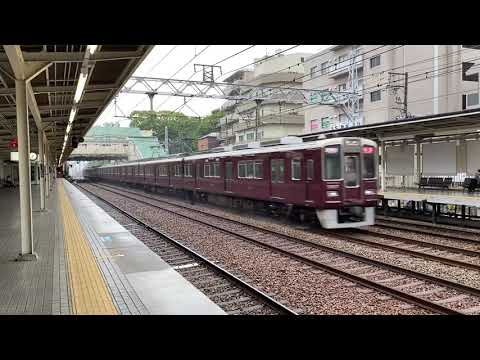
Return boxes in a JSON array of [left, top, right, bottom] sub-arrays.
[[87, 45, 98, 55], [74, 72, 88, 104]]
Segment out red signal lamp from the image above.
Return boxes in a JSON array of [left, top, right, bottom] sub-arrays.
[[9, 137, 18, 149]]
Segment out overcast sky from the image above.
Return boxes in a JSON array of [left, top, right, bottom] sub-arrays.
[[95, 45, 330, 127]]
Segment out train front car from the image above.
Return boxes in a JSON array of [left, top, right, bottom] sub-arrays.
[[316, 137, 378, 229]]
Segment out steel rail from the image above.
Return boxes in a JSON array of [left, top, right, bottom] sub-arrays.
[[373, 220, 480, 245], [321, 228, 480, 272], [352, 228, 480, 257], [75, 182, 297, 316], [87, 182, 471, 315], [96, 182, 480, 270]]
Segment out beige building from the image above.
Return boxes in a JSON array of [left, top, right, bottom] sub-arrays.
[[303, 45, 480, 133], [219, 51, 312, 144]]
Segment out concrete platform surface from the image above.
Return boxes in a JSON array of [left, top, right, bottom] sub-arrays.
[[0, 184, 70, 314], [379, 188, 480, 207], [63, 180, 225, 315]]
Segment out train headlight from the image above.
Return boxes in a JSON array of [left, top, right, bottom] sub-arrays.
[[327, 191, 339, 198], [364, 189, 376, 196]]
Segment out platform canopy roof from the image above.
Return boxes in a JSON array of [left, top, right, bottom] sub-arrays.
[[301, 109, 480, 142], [0, 45, 153, 163]]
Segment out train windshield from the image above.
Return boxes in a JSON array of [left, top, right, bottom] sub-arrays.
[[324, 145, 341, 180], [344, 155, 359, 187]]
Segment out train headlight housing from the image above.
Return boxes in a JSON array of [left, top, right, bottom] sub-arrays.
[[327, 191, 339, 198], [364, 189, 376, 196]]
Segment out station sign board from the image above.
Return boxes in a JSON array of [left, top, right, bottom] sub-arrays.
[[10, 152, 38, 162]]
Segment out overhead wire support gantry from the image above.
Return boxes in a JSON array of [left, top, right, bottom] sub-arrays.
[[120, 76, 357, 106]]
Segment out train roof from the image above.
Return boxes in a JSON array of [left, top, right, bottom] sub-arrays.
[[94, 137, 377, 169]]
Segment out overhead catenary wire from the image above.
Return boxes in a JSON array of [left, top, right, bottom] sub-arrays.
[[126, 45, 181, 111], [263, 59, 480, 122], [125, 45, 212, 114], [173, 45, 303, 113], [236, 46, 402, 107], [167, 45, 259, 113], [122, 45, 480, 129]]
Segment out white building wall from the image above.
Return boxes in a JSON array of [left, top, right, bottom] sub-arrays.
[[220, 52, 312, 144], [303, 45, 480, 134]]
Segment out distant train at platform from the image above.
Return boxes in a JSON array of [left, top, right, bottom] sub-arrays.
[[84, 137, 378, 229]]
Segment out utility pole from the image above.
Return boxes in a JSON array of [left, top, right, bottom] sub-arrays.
[[147, 92, 155, 111], [404, 72, 408, 118], [254, 99, 263, 141], [194, 64, 222, 82], [387, 72, 409, 119], [165, 126, 169, 155]]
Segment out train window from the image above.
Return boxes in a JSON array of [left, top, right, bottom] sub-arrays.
[[344, 156, 359, 187], [174, 165, 181, 177], [291, 159, 301, 180], [213, 163, 220, 177], [306, 159, 314, 180], [225, 162, 233, 180], [158, 165, 167, 177], [204, 163, 210, 177], [254, 161, 263, 179], [184, 164, 191, 177], [362, 146, 376, 178], [238, 162, 247, 178], [278, 159, 285, 183], [271, 159, 284, 183], [324, 145, 341, 180], [271, 160, 277, 183], [246, 161, 254, 178]]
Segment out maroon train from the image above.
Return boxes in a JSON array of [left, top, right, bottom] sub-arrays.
[[84, 137, 378, 228]]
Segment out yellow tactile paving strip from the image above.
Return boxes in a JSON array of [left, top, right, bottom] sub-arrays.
[[58, 182, 118, 315]]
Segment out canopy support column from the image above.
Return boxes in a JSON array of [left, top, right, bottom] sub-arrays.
[[16, 78, 37, 261], [38, 127, 46, 210]]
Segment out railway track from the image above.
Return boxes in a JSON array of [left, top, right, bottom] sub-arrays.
[[325, 228, 480, 272], [75, 183, 297, 316], [374, 215, 480, 244], [95, 182, 480, 272], [85, 181, 480, 315]]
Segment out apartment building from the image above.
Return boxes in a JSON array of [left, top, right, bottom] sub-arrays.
[[303, 45, 480, 133], [218, 51, 312, 144]]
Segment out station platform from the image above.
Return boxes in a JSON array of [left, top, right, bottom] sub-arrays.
[[0, 179, 225, 315], [379, 188, 480, 207]]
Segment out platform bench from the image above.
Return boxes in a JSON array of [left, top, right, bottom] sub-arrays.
[[418, 177, 452, 190]]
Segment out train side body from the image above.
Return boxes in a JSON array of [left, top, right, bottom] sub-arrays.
[[84, 137, 378, 229]]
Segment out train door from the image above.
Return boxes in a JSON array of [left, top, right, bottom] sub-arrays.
[[224, 159, 233, 192], [305, 157, 314, 200], [196, 162, 200, 189], [270, 158, 285, 200], [343, 154, 362, 202]]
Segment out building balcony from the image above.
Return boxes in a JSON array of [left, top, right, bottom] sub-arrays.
[[218, 115, 240, 127], [329, 55, 363, 78]]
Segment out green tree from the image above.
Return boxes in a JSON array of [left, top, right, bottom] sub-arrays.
[[129, 109, 223, 153]]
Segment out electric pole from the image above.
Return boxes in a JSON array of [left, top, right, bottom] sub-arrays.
[[254, 99, 263, 141], [388, 72, 409, 119], [147, 92, 155, 111], [194, 64, 222, 82], [165, 126, 169, 155]]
